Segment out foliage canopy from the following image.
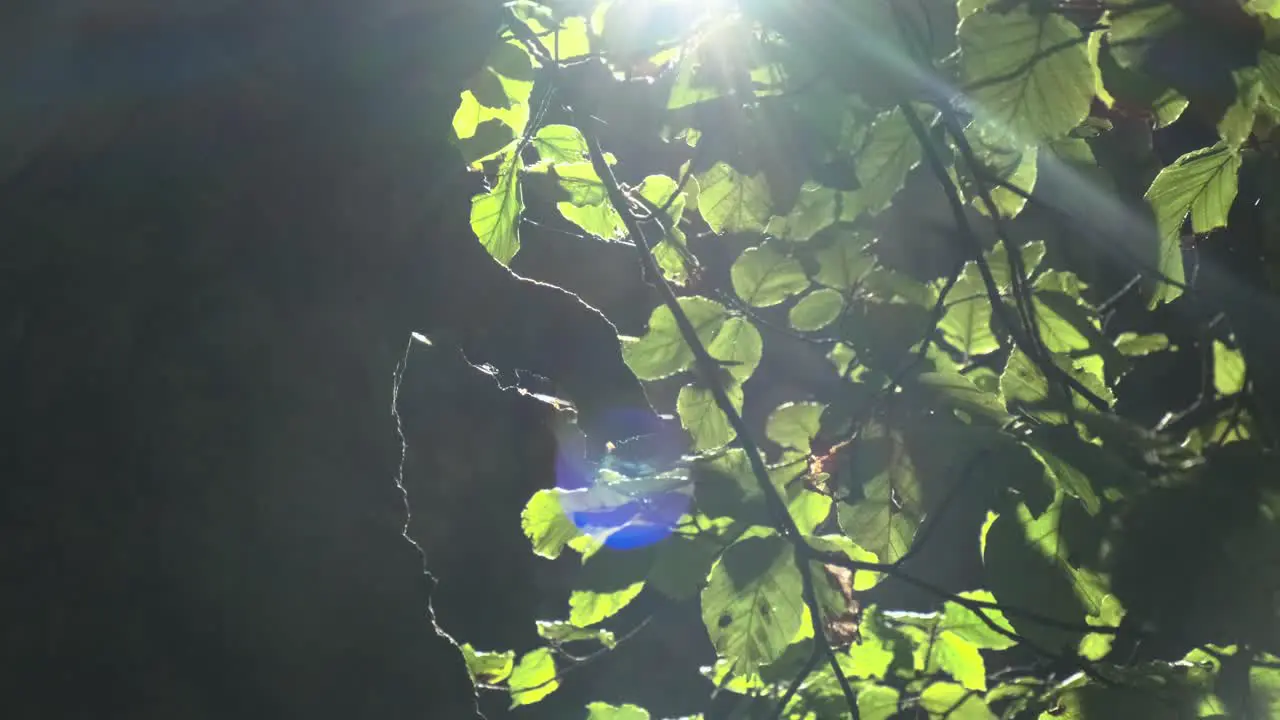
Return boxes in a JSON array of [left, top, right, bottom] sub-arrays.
[[447, 0, 1280, 716]]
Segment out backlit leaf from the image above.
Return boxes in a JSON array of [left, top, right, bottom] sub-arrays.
[[1144, 142, 1241, 306], [706, 316, 765, 384], [471, 158, 523, 265], [461, 644, 515, 684], [790, 289, 845, 331], [1114, 331, 1170, 356], [622, 297, 730, 381], [702, 533, 805, 674], [920, 681, 995, 719], [960, 8, 1095, 142], [852, 107, 922, 215], [731, 243, 810, 307], [508, 648, 557, 707], [677, 383, 740, 451], [839, 501, 915, 565], [586, 702, 650, 720], [522, 489, 581, 559], [765, 401, 826, 454], [857, 685, 901, 720], [698, 162, 772, 234], [943, 591, 1018, 650], [1213, 339, 1246, 395], [813, 230, 876, 290], [569, 582, 645, 628], [532, 123, 589, 163]]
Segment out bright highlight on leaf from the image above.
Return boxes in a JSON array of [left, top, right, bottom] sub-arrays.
[[508, 648, 558, 707], [1144, 142, 1241, 306], [960, 7, 1095, 143], [702, 533, 805, 674]]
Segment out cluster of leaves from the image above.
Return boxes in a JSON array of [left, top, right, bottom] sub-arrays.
[[448, 0, 1280, 717]]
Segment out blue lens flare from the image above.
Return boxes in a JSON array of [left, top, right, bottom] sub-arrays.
[[554, 407, 692, 550]]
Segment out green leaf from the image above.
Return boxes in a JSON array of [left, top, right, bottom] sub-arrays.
[[649, 530, 730, 600], [551, 162, 627, 239], [885, 609, 995, 689], [836, 430, 922, 563], [1144, 142, 1241, 306], [1026, 433, 1102, 515], [460, 644, 515, 684], [857, 685, 901, 720], [569, 547, 652, 627], [522, 489, 581, 559], [940, 271, 1000, 357], [585, 702, 650, 720], [528, 15, 593, 61], [931, 633, 987, 690], [558, 199, 627, 240], [453, 41, 535, 149], [1219, 68, 1265, 147], [913, 370, 1012, 424], [535, 620, 617, 649], [920, 681, 995, 719], [706, 316, 764, 384], [702, 533, 805, 674], [790, 288, 845, 331], [731, 243, 810, 307], [765, 401, 826, 454], [532, 123, 589, 163], [471, 158, 523, 265], [953, 129, 1038, 217], [839, 608, 898, 681], [678, 383, 740, 451], [638, 173, 695, 284], [809, 534, 883, 591], [983, 496, 1109, 652], [852, 107, 922, 216], [545, 161, 607, 206], [944, 591, 1018, 650], [960, 7, 1095, 142], [694, 449, 765, 522], [1079, 593, 1125, 660], [1105, 0, 1185, 69], [1000, 347, 1050, 411], [1114, 331, 1170, 356], [697, 162, 772, 234], [621, 297, 729, 381], [1213, 339, 1246, 395], [456, 118, 516, 165], [788, 488, 832, 536], [839, 501, 915, 565], [468, 69, 512, 108], [508, 647, 558, 707], [765, 183, 841, 241], [1251, 659, 1280, 716], [569, 582, 645, 628], [813, 230, 877, 290]]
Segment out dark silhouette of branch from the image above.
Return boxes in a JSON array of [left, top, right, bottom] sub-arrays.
[[772, 646, 823, 719]]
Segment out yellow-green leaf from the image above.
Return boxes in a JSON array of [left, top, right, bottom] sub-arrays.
[[508, 648, 558, 707], [1144, 142, 1241, 306], [960, 8, 1095, 142]]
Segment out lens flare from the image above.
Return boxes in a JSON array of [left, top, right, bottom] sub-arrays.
[[554, 407, 692, 550]]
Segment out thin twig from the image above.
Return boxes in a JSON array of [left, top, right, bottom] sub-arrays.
[[772, 646, 823, 719]]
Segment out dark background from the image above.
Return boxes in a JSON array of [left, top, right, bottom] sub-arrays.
[[0, 2, 602, 717]]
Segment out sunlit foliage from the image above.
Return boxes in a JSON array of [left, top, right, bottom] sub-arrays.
[[450, 0, 1280, 716]]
